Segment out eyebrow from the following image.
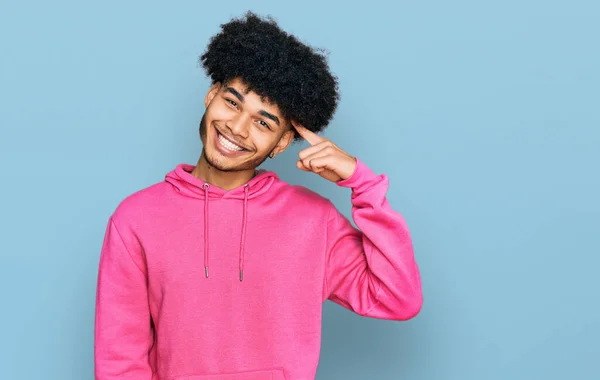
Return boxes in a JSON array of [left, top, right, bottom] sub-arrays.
[[258, 110, 281, 126], [224, 87, 244, 103], [224, 86, 281, 127]]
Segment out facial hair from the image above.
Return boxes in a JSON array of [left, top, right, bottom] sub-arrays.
[[198, 113, 272, 172]]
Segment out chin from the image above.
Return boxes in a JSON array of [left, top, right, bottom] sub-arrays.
[[205, 147, 269, 173]]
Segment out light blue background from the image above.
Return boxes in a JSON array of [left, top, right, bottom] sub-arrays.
[[1, 0, 599, 379]]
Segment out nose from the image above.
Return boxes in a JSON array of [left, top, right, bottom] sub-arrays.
[[226, 112, 251, 138]]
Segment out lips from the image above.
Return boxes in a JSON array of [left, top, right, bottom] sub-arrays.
[[217, 130, 246, 151], [212, 125, 251, 158]]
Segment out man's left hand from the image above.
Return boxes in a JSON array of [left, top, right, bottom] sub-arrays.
[[292, 121, 357, 183]]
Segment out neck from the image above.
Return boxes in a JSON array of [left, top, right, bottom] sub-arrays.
[[190, 150, 256, 191]]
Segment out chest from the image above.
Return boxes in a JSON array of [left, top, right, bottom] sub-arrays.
[[141, 201, 327, 300]]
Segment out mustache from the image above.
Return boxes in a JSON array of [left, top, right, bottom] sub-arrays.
[[201, 115, 252, 151]]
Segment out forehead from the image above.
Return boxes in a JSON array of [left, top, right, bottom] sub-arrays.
[[224, 78, 282, 113]]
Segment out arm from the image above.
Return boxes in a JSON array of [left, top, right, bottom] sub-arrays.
[[95, 216, 154, 379], [323, 158, 423, 320], [289, 122, 422, 320]]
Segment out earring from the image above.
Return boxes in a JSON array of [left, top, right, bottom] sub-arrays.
[[269, 152, 275, 159]]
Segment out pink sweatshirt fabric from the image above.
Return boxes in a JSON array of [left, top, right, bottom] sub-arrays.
[[94, 157, 422, 380]]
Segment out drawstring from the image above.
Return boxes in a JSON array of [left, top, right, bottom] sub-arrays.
[[203, 183, 210, 278], [239, 184, 249, 281], [202, 182, 250, 281]]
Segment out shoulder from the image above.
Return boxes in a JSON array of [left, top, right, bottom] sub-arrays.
[[110, 181, 171, 225], [270, 178, 335, 212]]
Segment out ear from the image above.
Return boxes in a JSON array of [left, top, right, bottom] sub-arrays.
[[272, 129, 295, 155], [204, 82, 222, 108]]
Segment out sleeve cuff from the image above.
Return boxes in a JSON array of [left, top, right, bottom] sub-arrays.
[[335, 157, 380, 189]]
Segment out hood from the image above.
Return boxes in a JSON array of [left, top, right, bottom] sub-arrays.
[[165, 163, 279, 200], [165, 163, 280, 282]]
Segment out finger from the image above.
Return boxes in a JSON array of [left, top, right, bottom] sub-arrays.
[[291, 121, 324, 146], [298, 140, 335, 160], [304, 155, 338, 174], [296, 159, 311, 172], [302, 149, 335, 173]]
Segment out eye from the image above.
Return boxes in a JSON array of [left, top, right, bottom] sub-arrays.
[[225, 98, 238, 108], [258, 120, 270, 129]]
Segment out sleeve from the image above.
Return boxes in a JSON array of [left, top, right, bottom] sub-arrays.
[[94, 216, 154, 379], [322, 157, 423, 320]]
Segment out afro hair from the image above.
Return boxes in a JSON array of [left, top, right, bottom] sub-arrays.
[[199, 11, 340, 141]]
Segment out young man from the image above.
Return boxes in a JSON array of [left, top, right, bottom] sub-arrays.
[[95, 12, 422, 380]]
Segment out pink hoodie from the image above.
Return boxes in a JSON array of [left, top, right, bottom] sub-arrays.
[[94, 157, 422, 380]]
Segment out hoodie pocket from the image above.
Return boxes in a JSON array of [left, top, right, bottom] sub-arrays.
[[173, 368, 286, 380]]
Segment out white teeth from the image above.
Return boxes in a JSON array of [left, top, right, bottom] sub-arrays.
[[218, 133, 243, 151]]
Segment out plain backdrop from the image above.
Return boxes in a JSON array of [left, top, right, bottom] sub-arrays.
[[1, 0, 599, 379]]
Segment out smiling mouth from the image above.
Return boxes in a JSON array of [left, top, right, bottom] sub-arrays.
[[216, 129, 248, 152]]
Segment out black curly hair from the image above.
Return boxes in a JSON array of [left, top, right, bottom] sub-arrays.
[[199, 11, 340, 141]]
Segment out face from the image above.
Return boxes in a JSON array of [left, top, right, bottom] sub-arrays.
[[199, 78, 294, 172]]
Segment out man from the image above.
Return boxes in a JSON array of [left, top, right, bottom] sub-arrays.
[[94, 11, 422, 380]]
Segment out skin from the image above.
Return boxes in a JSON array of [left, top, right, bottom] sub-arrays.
[[191, 77, 356, 190]]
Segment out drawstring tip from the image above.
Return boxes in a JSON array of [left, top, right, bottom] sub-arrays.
[[205, 267, 209, 278], [239, 269, 243, 282]]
